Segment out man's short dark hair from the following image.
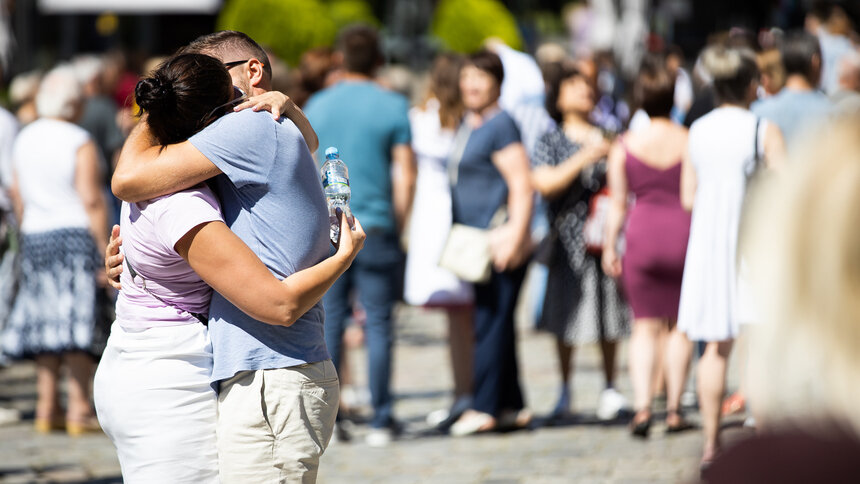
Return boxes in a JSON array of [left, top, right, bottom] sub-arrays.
[[466, 50, 504, 87], [180, 30, 272, 80], [779, 31, 821, 83], [337, 25, 382, 76]]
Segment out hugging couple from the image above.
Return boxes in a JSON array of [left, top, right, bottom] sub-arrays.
[[95, 31, 364, 483]]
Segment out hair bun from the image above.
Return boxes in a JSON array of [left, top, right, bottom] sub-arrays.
[[135, 76, 173, 111], [702, 45, 756, 81]]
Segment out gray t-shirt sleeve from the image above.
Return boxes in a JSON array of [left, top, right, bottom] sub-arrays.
[[189, 111, 278, 188], [492, 112, 521, 152]]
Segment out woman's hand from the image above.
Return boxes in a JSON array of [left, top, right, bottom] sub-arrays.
[[234, 91, 295, 120], [581, 137, 611, 165], [489, 222, 530, 272], [602, 246, 622, 279], [333, 210, 366, 265], [234, 91, 319, 153]]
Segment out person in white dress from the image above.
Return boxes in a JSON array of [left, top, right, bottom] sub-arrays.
[[404, 53, 475, 427], [678, 45, 785, 468]]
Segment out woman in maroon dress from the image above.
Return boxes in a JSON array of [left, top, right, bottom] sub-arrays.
[[602, 58, 694, 437]]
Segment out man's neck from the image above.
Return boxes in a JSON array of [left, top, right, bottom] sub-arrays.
[[783, 75, 815, 92], [340, 72, 373, 82]]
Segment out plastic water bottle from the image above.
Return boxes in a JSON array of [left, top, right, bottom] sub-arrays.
[[320, 146, 352, 243]]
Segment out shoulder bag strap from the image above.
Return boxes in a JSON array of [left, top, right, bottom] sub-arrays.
[[753, 117, 763, 169], [125, 254, 208, 325], [447, 121, 474, 187]]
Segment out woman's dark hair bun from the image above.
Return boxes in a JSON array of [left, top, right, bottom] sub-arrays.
[[138, 53, 232, 146], [135, 76, 173, 111]]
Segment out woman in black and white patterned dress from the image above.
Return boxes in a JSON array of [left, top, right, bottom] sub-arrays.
[[3, 64, 108, 435], [531, 63, 630, 421]]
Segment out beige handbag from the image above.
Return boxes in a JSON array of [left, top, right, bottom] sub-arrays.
[[439, 206, 508, 284], [438, 223, 493, 283], [438, 120, 498, 284]]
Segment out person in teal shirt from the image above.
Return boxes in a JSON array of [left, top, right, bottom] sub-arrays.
[[304, 25, 416, 447]]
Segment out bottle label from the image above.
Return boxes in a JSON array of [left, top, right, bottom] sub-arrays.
[[323, 172, 349, 187]]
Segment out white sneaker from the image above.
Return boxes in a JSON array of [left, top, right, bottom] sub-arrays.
[[365, 427, 394, 447], [425, 408, 450, 427], [0, 407, 20, 426], [596, 388, 627, 421], [681, 390, 697, 408]]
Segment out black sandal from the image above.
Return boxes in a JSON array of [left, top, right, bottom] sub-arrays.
[[666, 410, 694, 434], [630, 410, 652, 438]]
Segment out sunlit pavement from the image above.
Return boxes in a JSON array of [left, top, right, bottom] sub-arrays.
[[1, 278, 747, 483]]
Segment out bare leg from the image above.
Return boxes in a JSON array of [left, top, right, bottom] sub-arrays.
[[35, 354, 62, 421], [339, 345, 352, 386], [557, 338, 574, 389], [698, 340, 734, 462], [550, 338, 574, 416], [447, 306, 474, 398], [665, 320, 693, 424], [64, 352, 95, 421], [651, 324, 668, 398], [599, 340, 617, 387], [629, 319, 661, 412], [737, 330, 747, 397]]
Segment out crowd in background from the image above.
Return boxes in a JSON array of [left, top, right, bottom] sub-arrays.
[[0, 0, 860, 479]]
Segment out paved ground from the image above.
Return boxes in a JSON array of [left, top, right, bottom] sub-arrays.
[[0, 288, 748, 483]]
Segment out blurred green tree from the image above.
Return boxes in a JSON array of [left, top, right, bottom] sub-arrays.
[[329, 0, 381, 32], [217, 0, 380, 66], [432, 0, 523, 53]]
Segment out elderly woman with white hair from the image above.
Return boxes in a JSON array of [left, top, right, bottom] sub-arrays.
[[2, 63, 108, 435]]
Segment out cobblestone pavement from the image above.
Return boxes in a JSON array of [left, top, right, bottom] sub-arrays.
[[0, 295, 747, 483]]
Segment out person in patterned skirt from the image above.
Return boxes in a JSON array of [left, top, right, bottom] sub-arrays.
[[2, 64, 108, 435], [531, 62, 630, 422]]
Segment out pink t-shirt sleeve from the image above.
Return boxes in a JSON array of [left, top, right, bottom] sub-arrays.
[[152, 185, 224, 254]]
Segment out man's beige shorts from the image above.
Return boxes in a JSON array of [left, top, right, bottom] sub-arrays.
[[217, 360, 339, 483]]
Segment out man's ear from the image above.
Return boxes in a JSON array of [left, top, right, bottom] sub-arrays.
[[247, 58, 267, 89]]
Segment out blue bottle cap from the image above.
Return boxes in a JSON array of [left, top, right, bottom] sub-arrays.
[[325, 147, 339, 160]]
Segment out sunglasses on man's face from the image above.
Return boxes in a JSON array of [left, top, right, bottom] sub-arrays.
[[223, 59, 266, 70], [200, 86, 247, 126], [223, 59, 250, 70]]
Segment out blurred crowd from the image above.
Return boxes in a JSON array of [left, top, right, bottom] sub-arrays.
[[1, 0, 860, 480]]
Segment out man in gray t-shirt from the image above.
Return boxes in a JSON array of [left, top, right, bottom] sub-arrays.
[[752, 31, 832, 151], [108, 31, 340, 482]]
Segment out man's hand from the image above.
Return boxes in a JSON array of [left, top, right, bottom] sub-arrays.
[[333, 210, 366, 266], [105, 224, 124, 290]]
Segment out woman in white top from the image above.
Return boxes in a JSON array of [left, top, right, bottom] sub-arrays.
[[3, 64, 108, 435], [678, 45, 785, 467], [404, 53, 475, 427]]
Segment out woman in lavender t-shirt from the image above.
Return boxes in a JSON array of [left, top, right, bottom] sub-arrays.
[[93, 54, 365, 483]]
